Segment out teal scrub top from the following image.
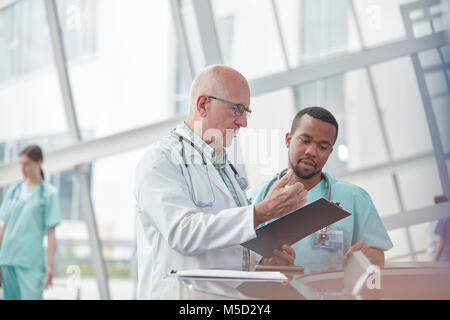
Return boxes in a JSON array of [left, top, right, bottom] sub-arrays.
[[247, 172, 393, 274], [0, 182, 61, 269]]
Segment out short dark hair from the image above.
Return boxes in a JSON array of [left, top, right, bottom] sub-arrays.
[[290, 106, 339, 144]]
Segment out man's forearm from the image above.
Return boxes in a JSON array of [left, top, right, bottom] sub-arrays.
[[253, 202, 271, 229]]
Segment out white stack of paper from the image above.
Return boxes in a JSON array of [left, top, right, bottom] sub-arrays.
[[168, 269, 287, 281]]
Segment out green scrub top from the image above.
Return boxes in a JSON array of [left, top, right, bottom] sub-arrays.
[[0, 182, 61, 269], [247, 172, 393, 274]]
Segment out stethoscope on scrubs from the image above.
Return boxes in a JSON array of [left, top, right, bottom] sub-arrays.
[[11, 181, 45, 206], [171, 130, 248, 208]]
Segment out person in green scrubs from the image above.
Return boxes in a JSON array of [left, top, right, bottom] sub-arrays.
[[0, 145, 61, 300], [247, 107, 393, 274]]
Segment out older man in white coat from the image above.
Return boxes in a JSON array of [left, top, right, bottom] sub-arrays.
[[135, 65, 307, 299]]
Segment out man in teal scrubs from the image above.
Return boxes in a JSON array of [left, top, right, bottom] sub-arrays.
[[0, 145, 61, 299], [247, 107, 393, 274]]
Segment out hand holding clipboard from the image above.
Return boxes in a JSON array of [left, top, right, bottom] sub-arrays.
[[253, 169, 308, 228], [242, 198, 351, 258]]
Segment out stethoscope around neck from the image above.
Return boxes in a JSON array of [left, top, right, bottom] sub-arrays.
[[171, 130, 248, 208], [10, 180, 45, 207]]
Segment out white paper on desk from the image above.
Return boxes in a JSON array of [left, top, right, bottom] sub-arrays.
[[168, 269, 287, 282]]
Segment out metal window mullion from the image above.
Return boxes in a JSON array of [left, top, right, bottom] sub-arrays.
[[250, 31, 449, 96], [349, 0, 393, 161], [400, 2, 450, 200], [392, 173, 416, 261], [169, 0, 195, 82], [190, 0, 248, 180], [191, 0, 223, 65], [270, 0, 300, 110], [350, 0, 418, 261], [410, 51, 450, 199], [437, 46, 450, 92], [44, 0, 111, 300]]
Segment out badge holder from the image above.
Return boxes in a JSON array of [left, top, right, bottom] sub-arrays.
[[313, 227, 344, 251]]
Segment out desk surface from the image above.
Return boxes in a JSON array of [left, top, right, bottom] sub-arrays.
[[174, 262, 450, 300]]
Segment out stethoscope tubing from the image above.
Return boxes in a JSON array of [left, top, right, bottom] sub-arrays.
[[171, 130, 248, 208]]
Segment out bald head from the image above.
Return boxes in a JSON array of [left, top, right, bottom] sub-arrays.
[[185, 65, 250, 148], [189, 65, 249, 112]]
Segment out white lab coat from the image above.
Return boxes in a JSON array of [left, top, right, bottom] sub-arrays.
[[135, 124, 260, 299]]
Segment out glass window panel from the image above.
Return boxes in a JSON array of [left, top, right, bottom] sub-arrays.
[[91, 148, 145, 241], [413, 20, 433, 38], [56, 0, 96, 61], [272, 0, 302, 68], [212, 0, 286, 79], [343, 69, 389, 169], [216, 13, 235, 66], [294, 75, 348, 174], [409, 8, 423, 20], [431, 16, 445, 33], [418, 48, 441, 69], [429, 4, 442, 15], [432, 95, 450, 154], [371, 56, 433, 159], [0, 0, 69, 164], [275, 0, 351, 68], [0, 0, 95, 84], [347, 174, 400, 217], [397, 160, 443, 211], [410, 222, 432, 256], [179, 0, 205, 74], [241, 88, 297, 187], [175, 1, 236, 116], [385, 229, 410, 260], [351, 0, 412, 47], [61, 0, 191, 141], [89, 148, 145, 298], [425, 70, 448, 96], [174, 47, 190, 116]]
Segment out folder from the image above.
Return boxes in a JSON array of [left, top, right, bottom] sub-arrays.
[[242, 198, 351, 258], [168, 269, 287, 281], [254, 264, 304, 273]]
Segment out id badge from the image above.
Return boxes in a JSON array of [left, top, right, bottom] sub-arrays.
[[313, 230, 344, 251]]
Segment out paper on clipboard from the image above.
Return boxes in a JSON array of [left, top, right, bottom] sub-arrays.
[[242, 198, 351, 258], [168, 269, 287, 281]]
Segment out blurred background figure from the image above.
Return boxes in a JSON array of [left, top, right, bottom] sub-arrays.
[[0, 145, 61, 300], [434, 217, 450, 262]]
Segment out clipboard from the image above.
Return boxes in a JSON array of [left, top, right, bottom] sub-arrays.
[[241, 198, 351, 258]]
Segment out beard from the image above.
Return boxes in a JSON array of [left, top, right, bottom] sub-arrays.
[[289, 154, 322, 180]]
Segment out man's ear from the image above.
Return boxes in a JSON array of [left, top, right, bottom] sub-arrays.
[[285, 132, 292, 149], [196, 95, 209, 118]]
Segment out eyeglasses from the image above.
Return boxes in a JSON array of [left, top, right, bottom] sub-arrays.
[[207, 95, 252, 120]]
